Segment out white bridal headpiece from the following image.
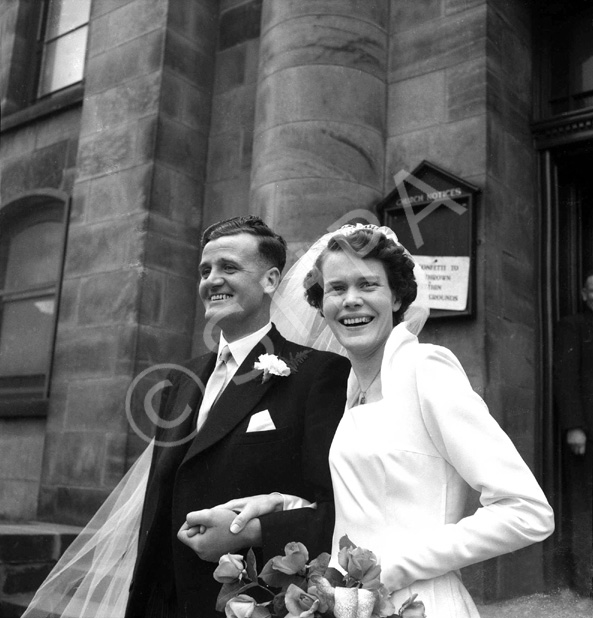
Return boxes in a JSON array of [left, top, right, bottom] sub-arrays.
[[270, 223, 430, 355]]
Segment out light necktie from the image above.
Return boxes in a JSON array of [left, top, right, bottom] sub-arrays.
[[197, 345, 231, 432]]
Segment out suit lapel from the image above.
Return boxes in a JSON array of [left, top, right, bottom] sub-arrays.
[[181, 327, 287, 463]]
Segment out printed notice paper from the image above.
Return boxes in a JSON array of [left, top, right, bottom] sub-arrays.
[[413, 256, 470, 311]]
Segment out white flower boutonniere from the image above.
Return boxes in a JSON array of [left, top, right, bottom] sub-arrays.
[[254, 354, 291, 383]]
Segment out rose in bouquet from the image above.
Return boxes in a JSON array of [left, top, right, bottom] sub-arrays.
[[213, 535, 425, 618]]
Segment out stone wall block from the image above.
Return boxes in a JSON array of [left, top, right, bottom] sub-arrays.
[[148, 212, 202, 246], [151, 164, 203, 228], [103, 433, 129, 487], [87, 7, 111, 57], [210, 82, 257, 135], [144, 230, 200, 279], [63, 217, 144, 277], [163, 275, 198, 334], [0, 481, 39, 520], [78, 269, 141, 325], [81, 73, 162, 136], [38, 485, 111, 525], [504, 133, 535, 195], [251, 179, 381, 242], [98, 0, 168, 51], [389, 6, 487, 82], [169, 0, 219, 51], [135, 116, 159, 167], [251, 122, 384, 190], [42, 432, 105, 487], [259, 15, 387, 80], [161, 72, 212, 132], [486, 6, 531, 104], [388, 71, 446, 135], [214, 44, 248, 93], [154, 117, 208, 181], [203, 175, 251, 229], [85, 29, 165, 95], [139, 268, 164, 325], [35, 108, 82, 150], [485, 118, 506, 183], [69, 180, 89, 224], [262, 1, 388, 33], [91, 0, 136, 20], [43, 382, 68, 434], [244, 38, 261, 84], [76, 125, 136, 180], [1, 141, 68, 202], [0, 2, 17, 100], [219, 0, 262, 51], [500, 251, 536, 325], [386, 116, 486, 184], [446, 0, 486, 16], [207, 132, 244, 182], [87, 163, 153, 222], [0, 123, 36, 161], [447, 57, 487, 121], [390, 0, 443, 32], [136, 325, 193, 366], [256, 66, 385, 133], [52, 327, 119, 379], [57, 278, 80, 327], [163, 30, 215, 91], [181, 78, 214, 131], [64, 378, 131, 432], [0, 421, 45, 482], [114, 324, 141, 376]]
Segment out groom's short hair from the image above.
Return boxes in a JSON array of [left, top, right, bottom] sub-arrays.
[[201, 215, 288, 272]]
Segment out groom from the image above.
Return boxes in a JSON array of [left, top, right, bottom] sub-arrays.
[[125, 216, 350, 617]]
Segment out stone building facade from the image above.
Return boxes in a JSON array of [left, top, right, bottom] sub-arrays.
[[1, 0, 592, 603]]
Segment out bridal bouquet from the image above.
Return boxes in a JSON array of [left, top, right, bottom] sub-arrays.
[[213, 535, 426, 618]]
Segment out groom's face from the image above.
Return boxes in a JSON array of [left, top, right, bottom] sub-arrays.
[[199, 233, 279, 342]]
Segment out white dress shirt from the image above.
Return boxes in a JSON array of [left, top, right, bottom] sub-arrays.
[[196, 323, 272, 430]]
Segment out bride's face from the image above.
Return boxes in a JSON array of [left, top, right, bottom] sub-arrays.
[[321, 251, 401, 361]]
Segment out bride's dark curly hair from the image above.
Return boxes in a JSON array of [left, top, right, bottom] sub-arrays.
[[304, 228, 417, 325]]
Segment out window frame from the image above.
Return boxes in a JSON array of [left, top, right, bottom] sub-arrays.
[[36, 0, 92, 100], [2, 0, 89, 122], [0, 192, 70, 418]]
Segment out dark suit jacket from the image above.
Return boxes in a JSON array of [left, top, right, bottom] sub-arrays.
[[125, 325, 350, 618], [554, 308, 593, 435]]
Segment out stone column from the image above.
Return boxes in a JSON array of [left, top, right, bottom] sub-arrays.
[[251, 1, 388, 255]]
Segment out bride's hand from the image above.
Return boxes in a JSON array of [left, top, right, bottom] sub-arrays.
[[214, 494, 285, 534]]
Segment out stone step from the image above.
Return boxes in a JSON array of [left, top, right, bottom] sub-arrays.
[[0, 522, 82, 617], [0, 592, 35, 618]]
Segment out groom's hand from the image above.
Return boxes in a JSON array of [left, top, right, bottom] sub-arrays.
[[177, 508, 262, 562]]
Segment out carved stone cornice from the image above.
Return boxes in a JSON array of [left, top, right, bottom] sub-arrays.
[[532, 108, 593, 149]]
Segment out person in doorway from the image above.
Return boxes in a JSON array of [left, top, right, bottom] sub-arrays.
[[554, 270, 593, 595]]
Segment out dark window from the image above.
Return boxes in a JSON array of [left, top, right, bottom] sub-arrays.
[[0, 197, 68, 415], [543, 3, 593, 117]]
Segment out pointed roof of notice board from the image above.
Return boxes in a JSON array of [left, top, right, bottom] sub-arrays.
[[376, 160, 481, 216]]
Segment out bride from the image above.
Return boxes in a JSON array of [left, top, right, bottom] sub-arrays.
[[193, 224, 555, 617]]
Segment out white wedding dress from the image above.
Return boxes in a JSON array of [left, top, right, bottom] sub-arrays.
[[329, 324, 554, 617]]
